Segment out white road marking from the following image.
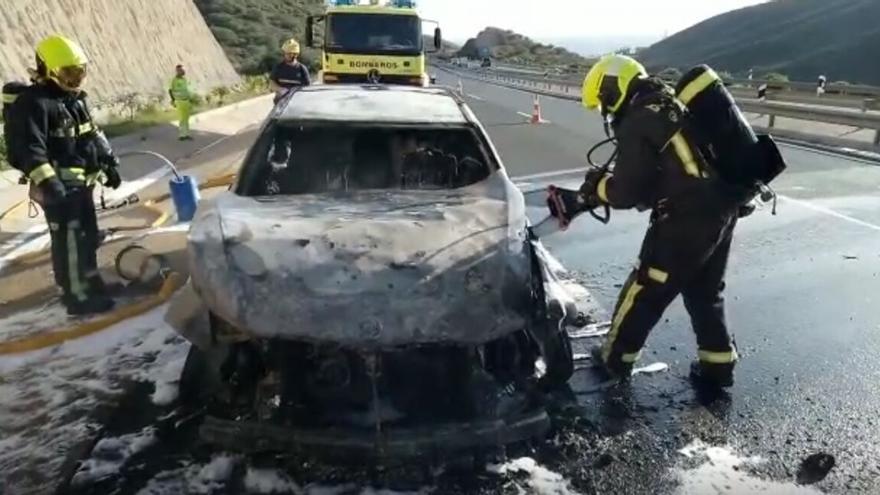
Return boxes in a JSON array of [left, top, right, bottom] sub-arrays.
[[512, 167, 585, 181], [465, 93, 484, 101], [514, 166, 880, 233], [779, 194, 880, 232], [515, 111, 552, 124]]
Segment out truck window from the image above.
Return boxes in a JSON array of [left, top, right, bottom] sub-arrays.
[[242, 126, 493, 196], [326, 14, 422, 54]]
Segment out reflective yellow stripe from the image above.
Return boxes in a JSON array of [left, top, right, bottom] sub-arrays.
[[602, 281, 644, 361], [698, 349, 739, 364], [678, 67, 720, 105], [59, 168, 86, 182], [597, 175, 610, 203], [2, 93, 17, 103], [621, 351, 641, 364], [67, 223, 88, 302], [49, 128, 75, 138], [647, 267, 668, 284], [86, 171, 104, 186], [78, 122, 94, 134], [28, 163, 56, 184], [667, 132, 701, 178]]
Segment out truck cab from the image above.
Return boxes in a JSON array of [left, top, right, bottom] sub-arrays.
[[307, 0, 441, 86]]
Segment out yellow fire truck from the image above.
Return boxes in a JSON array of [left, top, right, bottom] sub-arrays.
[[306, 0, 442, 86]]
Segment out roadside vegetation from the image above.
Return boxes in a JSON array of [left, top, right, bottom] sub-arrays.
[[192, 0, 324, 74], [639, 0, 880, 84]]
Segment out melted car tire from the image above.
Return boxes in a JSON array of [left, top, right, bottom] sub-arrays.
[[178, 344, 230, 408], [539, 324, 574, 389]]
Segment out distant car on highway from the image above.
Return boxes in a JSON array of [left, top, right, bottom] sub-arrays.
[[166, 84, 581, 462]]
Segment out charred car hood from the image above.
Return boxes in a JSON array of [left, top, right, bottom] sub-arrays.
[[185, 172, 536, 348]]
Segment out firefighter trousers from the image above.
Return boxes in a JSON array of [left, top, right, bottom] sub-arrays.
[[43, 186, 101, 305], [601, 209, 739, 370]]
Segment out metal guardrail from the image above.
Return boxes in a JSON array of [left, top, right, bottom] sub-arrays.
[[474, 60, 880, 97], [459, 64, 880, 110], [728, 78, 880, 98], [439, 64, 880, 148]]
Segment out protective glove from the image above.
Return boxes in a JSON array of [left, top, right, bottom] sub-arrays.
[[103, 165, 122, 189], [546, 185, 588, 230], [737, 201, 757, 218], [578, 168, 606, 209], [101, 155, 122, 189]]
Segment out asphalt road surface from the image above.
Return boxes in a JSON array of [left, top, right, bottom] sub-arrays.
[[28, 72, 880, 494]]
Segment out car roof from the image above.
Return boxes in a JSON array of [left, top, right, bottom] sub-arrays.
[[277, 85, 469, 125]]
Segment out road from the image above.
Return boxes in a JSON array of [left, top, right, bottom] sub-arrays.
[[435, 69, 880, 493], [12, 73, 880, 494]]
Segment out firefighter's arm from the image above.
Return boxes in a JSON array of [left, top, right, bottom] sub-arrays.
[[9, 96, 53, 181], [268, 64, 283, 92], [592, 112, 659, 210], [10, 97, 66, 201], [301, 65, 311, 86], [77, 95, 122, 188], [92, 127, 122, 188]]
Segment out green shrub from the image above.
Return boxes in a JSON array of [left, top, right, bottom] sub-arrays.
[[657, 67, 682, 81], [194, 0, 325, 75], [0, 136, 10, 171], [210, 86, 231, 105]]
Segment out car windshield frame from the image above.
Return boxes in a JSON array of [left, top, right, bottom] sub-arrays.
[[325, 13, 423, 56]]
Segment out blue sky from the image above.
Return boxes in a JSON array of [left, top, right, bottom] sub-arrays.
[[417, 0, 769, 44]]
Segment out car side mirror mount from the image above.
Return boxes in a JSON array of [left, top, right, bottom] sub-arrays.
[[434, 27, 442, 50]]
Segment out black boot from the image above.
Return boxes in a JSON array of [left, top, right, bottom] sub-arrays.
[[87, 275, 125, 298], [590, 345, 633, 380], [690, 361, 735, 388], [65, 294, 116, 316]]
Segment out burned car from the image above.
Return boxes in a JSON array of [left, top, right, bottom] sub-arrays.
[[166, 85, 580, 463]]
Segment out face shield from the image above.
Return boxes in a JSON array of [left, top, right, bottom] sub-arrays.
[[53, 64, 87, 91]]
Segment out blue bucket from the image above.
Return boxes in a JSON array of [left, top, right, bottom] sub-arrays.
[[169, 175, 200, 222]]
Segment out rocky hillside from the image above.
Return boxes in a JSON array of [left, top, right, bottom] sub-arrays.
[[0, 0, 240, 103], [458, 27, 591, 68], [639, 0, 880, 84], [192, 0, 325, 74]]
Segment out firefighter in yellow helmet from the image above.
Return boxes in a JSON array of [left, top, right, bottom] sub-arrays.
[[4, 34, 122, 315], [578, 54, 741, 389], [268, 38, 310, 167], [270, 38, 310, 102]]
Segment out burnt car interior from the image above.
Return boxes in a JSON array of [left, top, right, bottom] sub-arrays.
[[241, 124, 494, 196]]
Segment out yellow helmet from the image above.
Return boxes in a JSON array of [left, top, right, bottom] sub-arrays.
[[35, 34, 89, 91], [582, 54, 647, 114], [281, 38, 301, 55]]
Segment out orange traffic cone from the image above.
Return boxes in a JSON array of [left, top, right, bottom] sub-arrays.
[[530, 94, 545, 124]]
